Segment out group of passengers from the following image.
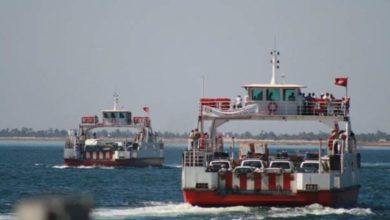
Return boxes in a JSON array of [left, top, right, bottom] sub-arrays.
[[188, 129, 202, 150], [188, 130, 225, 151], [300, 92, 349, 116]]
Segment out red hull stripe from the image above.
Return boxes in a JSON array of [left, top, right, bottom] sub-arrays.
[[64, 158, 163, 167], [254, 173, 261, 190], [225, 172, 233, 189], [268, 173, 276, 191], [183, 185, 360, 208], [283, 173, 291, 191], [239, 174, 247, 190]]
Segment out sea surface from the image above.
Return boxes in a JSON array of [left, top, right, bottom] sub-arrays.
[[0, 140, 388, 219]]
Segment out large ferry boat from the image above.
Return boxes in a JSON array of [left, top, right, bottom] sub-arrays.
[[182, 50, 360, 207], [64, 95, 164, 167]]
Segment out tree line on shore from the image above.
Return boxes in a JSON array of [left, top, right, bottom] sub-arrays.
[[0, 127, 389, 142]]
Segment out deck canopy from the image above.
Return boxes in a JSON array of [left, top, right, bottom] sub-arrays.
[[242, 84, 306, 89]]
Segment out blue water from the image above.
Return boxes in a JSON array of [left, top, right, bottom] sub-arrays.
[[0, 140, 388, 219]]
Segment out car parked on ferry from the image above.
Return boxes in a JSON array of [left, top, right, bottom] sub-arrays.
[[233, 166, 255, 175], [269, 160, 295, 172], [207, 160, 232, 172], [240, 159, 266, 172], [299, 160, 320, 173]]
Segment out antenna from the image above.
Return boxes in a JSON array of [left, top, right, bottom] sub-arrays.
[[270, 35, 281, 84], [270, 49, 280, 84], [113, 93, 119, 110]]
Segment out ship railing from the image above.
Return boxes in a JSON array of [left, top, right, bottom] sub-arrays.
[[183, 150, 206, 167], [187, 138, 213, 152], [199, 99, 349, 117]]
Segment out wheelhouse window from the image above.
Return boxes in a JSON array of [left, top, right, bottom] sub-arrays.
[[283, 89, 296, 101], [251, 88, 263, 101], [103, 112, 109, 118], [119, 112, 125, 118], [266, 88, 280, 101]]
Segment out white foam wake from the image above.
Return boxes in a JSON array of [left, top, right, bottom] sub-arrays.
[[52, 165, 96, 169], [52, 165, 70, 169], [92, 202, 250, 219], [361, 162, 390, 167], [267, 203, 373, 218], [163, 164, 182, 168], [93, 202, 374, 219]]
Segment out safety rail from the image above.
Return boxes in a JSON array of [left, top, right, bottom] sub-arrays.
[[183, 150, 206, 167], [199, 99, 350, 117], [187, 138, 214, 152]]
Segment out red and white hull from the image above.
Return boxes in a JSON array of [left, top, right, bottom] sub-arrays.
[[181, 151, 361, 208], [183, 185, 360, 207], [64, 158, 164, 167]]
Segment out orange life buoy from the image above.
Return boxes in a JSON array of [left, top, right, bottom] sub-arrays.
[[268, 102, 278, 114]]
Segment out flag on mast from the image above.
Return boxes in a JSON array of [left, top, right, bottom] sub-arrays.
[[334, 77, 348, 87], [143, 107, 149, 113]]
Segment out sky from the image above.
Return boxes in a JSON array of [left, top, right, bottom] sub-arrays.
[[0, 0, 389, 134]]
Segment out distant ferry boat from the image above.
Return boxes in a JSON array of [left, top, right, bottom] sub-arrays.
[[64, 95, 164, 167], [182, 50, 360, 207]]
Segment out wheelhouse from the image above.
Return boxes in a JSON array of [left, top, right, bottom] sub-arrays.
[[243, 84, 305, 115], [102, 110, 132, 126]]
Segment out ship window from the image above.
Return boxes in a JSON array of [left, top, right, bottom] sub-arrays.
[[103, 112, 109, 118], [251, 89, 263, 101], [283, 89, 296, 101], [271, 162, 291, 170], [242, 161, 263, 169], [111, 112, 116, 118], [119, 112, 125, 118], [266, 88, 280, 101]]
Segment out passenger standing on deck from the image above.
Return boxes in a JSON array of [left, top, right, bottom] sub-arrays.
[[306, 93, 313, 115], [216, 134, 224, 152], [189, 130, 195, 150], [194, 129, 201, 148], [235, 95, 242, 109]]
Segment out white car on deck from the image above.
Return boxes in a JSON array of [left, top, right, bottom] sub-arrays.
[[269, 160, 295, 173], [300, 160, 320, 173], [240, 159, 266, 173], [208, 160, 232, 172]]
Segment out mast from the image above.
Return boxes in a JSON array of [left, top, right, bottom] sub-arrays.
[[113, 93, 119, 110], [270, 50, 280, 85]]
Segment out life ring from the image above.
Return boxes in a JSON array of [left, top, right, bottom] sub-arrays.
[[268, 102, 278, 114]]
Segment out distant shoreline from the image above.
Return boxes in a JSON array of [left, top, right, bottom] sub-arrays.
[[1, 136, 389, 147]]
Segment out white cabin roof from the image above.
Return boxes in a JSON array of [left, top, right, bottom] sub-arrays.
[[102, 110, 131, 113], [242, 84, 306, 89]]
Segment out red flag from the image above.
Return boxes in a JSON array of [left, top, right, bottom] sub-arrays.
[[143, 107, 149, 112], [334, 77, 348, 87]]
